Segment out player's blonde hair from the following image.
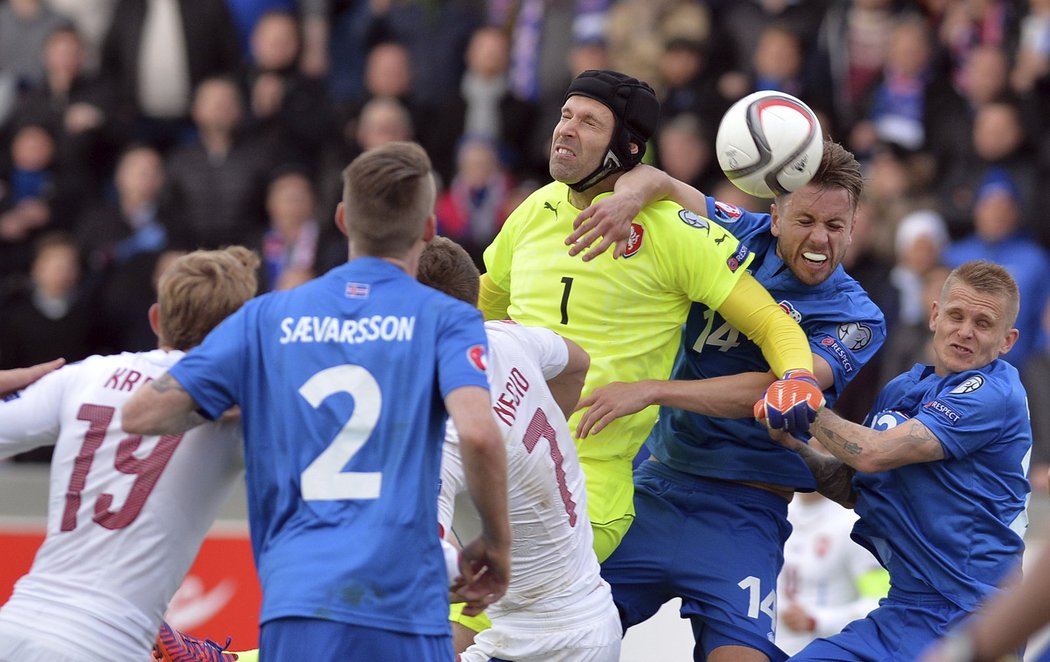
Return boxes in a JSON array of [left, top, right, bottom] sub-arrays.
[[341, 141, 436, 257], [417, 236, 480, 306], [157, 246, 259, 350], [942, 260, 1020, 329]]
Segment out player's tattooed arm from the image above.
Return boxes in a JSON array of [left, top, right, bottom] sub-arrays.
[[797, 442, 858, 508], [150, 376, 206, 428], [122, 372, 206, 436], [810, 408, 945, 475], [767, 429, 857, 508]]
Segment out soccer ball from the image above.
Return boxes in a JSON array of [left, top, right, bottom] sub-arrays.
[[715, 91, 823, 199]]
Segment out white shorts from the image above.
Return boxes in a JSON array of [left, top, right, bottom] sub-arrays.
[[0, 598, 149, 662], [459, 580, 622, 662], [0, 620, 112, 662]]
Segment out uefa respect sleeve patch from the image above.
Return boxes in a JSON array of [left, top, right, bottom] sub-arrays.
[[817, 335, 856, 374], [727, 243, 749, 272], [924, 399, 962, 425]]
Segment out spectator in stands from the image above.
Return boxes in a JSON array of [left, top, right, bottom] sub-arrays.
[[435, 135, 516, 268], [354, 0, 482, 109], [9, 25, 118, 193], [100, 0, 242, 153], [0, 232, 109, 461], [161, 76, 272, 250], [655, 36, 727, 127], [430, 25, 539, 184], [604, 0, 710, 91], [849, 15, 936, 158], [717, 0, 826, 100], [0, 0, 71, 91], [722, 22, 830, 114], [75, 143, 171, 351], [0, 122, 79, 278], [239, 9, 330, 171], [44, 0, 118, 73], [317, 94, 414, 227], [653, 112, 721, 195], [943, 169, 1050, 373], [925, 44, 1011, 188], [813, 0, 904, 135], [0, 232, 95, 464], [258, 167, 324, 292], [939, 98, 1038, 236], [937, 0, 1020, 93], [890, 209, 950, 337]]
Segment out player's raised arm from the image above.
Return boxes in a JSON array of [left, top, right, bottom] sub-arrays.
[[566, 164, 708, 261], [122, 372, 208, 436]]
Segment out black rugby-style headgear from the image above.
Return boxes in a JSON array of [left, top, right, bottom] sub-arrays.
[[562, 69, 660, 192]]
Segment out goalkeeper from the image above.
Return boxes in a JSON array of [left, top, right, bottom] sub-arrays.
[[480, 69, 818, 568], [569, 140, 884, 661]]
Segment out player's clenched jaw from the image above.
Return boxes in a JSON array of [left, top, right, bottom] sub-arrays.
[[929, 283, 1018, 375], [770, 184, 854, 287], [549, 96, 615, 188]]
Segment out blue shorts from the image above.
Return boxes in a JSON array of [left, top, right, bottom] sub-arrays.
[[791, 587, 966, 661], [259, 617, 454, 662], [600, 460, 791, 661]]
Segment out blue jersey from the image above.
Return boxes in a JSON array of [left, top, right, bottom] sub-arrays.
[[169, 257, 490, 635], [853, 360, 1031, 611], [648, 198, 886, 490]]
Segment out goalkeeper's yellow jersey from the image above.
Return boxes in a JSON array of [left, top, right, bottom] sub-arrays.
[[482, 181, 753, 468]]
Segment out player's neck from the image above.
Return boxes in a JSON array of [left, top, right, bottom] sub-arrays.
[[568, 175, 617, 210]]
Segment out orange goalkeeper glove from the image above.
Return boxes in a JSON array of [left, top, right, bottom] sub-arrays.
[[753, 369, 825, 434]]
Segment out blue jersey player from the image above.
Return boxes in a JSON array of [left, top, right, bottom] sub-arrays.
[[571, 141, 885, 661], [777, 260, 1031, 662], [122, 142, 511, 662]]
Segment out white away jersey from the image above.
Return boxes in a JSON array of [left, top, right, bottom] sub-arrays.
[[0, 351, 243, 661], [439, 321, 613, 614], [776, 496, 884, 655]]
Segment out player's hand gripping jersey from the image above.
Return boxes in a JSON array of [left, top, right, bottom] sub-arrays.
[[650, 197, 886, 491], [482, 182, 762, 529]]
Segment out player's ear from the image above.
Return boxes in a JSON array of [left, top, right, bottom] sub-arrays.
[[334, 202, 348, 237], [1000, 327, 1019, 356], [148, 303, 161, 337], [422, 213, 437, 242], [770, 203, 781, 237], [928, 301, 939, 333]]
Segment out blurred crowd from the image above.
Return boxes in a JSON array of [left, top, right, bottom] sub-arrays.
[[1, 0, 1049, 479]]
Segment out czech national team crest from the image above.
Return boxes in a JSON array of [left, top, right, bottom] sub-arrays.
[[467, 345, 487, 372], [623, 223, 644, 258]]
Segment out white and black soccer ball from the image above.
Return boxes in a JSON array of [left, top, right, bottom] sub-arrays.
[[715, 91, 823, 199]]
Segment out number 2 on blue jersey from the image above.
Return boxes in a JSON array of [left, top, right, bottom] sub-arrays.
[[298, 364, 383, 500]]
